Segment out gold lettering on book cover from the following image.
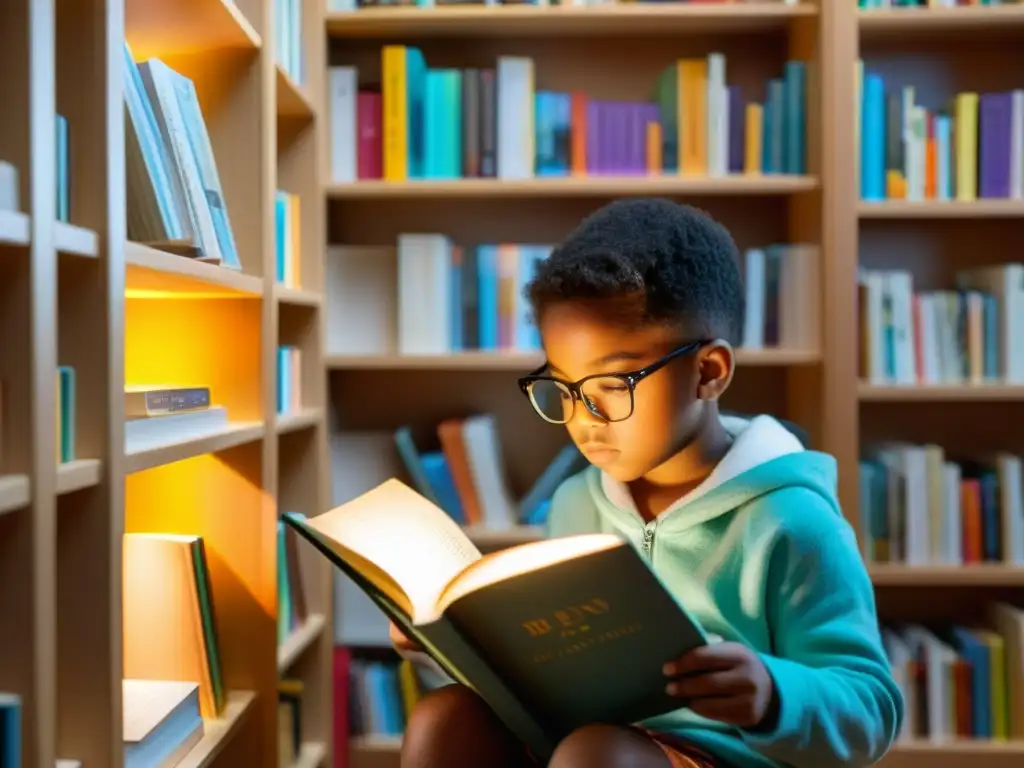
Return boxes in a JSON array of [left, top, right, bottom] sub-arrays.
[[521, 598, 610, 639]]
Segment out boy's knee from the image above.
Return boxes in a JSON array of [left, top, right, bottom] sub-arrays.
[[550, 724, 672, 768]]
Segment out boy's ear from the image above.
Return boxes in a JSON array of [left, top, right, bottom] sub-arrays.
[[696, 340, 734, 401]]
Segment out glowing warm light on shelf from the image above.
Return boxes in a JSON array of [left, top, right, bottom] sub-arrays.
[[125, 288, 248, 300]]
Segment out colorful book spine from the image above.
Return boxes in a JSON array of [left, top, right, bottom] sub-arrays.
[[334, 50, 807, 184], [274, 191, 301, 288], [858, 63, 1024, 202], [277, 346, 302, 415]]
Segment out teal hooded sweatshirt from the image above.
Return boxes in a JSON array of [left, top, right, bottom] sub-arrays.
[[546, 415, 904, 768]]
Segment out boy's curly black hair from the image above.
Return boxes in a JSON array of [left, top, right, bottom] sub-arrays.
[[526, 198, 745, 344]]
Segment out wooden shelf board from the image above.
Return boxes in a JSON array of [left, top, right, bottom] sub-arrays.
[[55, 222, 99, 258], [125, 0, 262, 60], [465, 525, 544, 547], [859, 382, 1024, 402], [0, 210, 30, 245], [858, 199, 1024, 219], [889, 739, 1024, 756], [124, 421, 266, 474], [275, 284, 322, 307], [276, 408, 324, 435], [277, 613, 327, 672], [870, 564, 1024, 587], [351, 734, 402, 752], [176, 690, 257, 768], [859, 6, 1024, 35], [0, 474, 30, 516], [56, 459, 102, 496], [327, 348, 819, 371], [326, 4, 817, 38], [292, 742, 327, 768], [326, 175, 818, 200], [276, 66, 316, 120], [126, 241, 263, 298]]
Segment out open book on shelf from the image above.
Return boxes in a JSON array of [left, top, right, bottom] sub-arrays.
[[283, 479, 707, 760]]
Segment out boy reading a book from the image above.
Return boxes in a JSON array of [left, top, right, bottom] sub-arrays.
[[391, 199, 903, 768]]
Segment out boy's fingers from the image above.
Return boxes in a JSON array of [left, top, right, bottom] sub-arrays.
[[665, 668, 750, 698], [663, 642, 744, 676]]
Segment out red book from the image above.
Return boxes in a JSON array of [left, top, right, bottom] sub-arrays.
[[357, 92, 383, 180], [333, 646, 351, 768]]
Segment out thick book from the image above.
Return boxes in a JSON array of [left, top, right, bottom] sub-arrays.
[[283, 478, 707, 761]]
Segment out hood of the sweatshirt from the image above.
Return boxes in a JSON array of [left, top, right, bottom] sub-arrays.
[[591, 414, 840, 532]]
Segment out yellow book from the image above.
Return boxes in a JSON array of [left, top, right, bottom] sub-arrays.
[[744, 104, 763, 175], [382, 45, 408, 182], [954, 92, 978, 202], [679, 59, 707, 176], [289, 193, 301, 288], [398, 658, 422, 720], [886, 170, 906, 199], [645, 122, 662, 174], [977, 629, 1009, 739]]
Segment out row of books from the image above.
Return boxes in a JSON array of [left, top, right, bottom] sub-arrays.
[[861, 0, 1024, 9], [275, 191, 302, 289], [324, 239, 820, 359], [857, 264, 1024, 385], [395, 417, 587, 530], [123, 42, 241, 269], [328, 51, 807, 183], [278, 678, 309, 766], [857, 66, 1024, 203], [274, 0, 305, 85], [348, 659, 422, 739], [278, 521, 310, 646], [884, 604, 1024, 743], [278, 345, 303, 416], [859, 445, 1023, 566], [330, 0, 805, 9]]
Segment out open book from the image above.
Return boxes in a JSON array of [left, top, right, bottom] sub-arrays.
[[284, 479, 707, 760]]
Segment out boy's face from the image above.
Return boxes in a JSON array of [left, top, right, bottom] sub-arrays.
[[537, 301, 732, 484]]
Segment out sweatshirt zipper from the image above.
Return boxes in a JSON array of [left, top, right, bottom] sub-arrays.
[[640, 519, 657, 563]]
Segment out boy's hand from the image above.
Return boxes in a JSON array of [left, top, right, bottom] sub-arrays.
[[389, 621, 422, 653], [663, 642, 777, 729]]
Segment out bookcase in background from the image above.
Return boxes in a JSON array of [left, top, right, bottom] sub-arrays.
[[323, 3, 1024, 768], [0, 0, 332, 766]]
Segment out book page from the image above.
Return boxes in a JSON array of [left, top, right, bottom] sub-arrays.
[[433, 533, 624, 620], [306, 478, 482, 622]]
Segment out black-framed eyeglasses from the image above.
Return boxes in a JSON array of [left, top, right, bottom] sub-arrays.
[[517, 340, 708, 425]]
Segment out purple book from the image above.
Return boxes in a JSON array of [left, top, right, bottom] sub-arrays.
[[586, 100, 601, 174], [728, 86, 745, 174], [979, 92, 1013, 199]]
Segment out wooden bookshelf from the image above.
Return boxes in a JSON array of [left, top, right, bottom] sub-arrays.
[[321, 2, 1024, 768], [0, 0, 332, 766]]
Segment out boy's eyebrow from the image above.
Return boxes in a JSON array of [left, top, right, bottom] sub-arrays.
[[546, 351, 647, 379]]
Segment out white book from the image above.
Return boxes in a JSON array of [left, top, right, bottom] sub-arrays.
[[497, 57, 534, 180], [1011, 90, 1024, 199], [706, 54, 726, 177], [741, 249, 765, 349], [329, 66, 358, 184], [998, 454, 1024, 565], [397, 234, 452, 355]]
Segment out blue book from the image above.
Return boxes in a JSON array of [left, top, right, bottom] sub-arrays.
[[420, 452, 464, 523], [0, 694, 20, 768], [861, 74, 886, 201], [476, 245, 499, 350], [783, 61, 806, 175], [406, 48, 428, 179]]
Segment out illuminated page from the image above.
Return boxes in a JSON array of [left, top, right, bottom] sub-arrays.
[[306, 478, 482, 623]]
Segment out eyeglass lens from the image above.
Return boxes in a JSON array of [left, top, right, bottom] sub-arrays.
[[528, 377, 634, 423]]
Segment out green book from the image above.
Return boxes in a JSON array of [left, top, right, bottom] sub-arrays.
[[283, 479, 707, 762]]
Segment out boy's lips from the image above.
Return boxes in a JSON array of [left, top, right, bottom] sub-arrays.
[[581, 444, 620, 464]]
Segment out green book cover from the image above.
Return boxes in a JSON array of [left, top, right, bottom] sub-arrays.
[[283, 479, 707, 762]]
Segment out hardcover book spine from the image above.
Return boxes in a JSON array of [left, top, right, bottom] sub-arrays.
[[728, 86, 744, 174], [479, 69, 497, 178], [462, 68, 480, 178], [586, 100, 600, 175], [357, 92, 382, 180], [570, 92, 587, 175]]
